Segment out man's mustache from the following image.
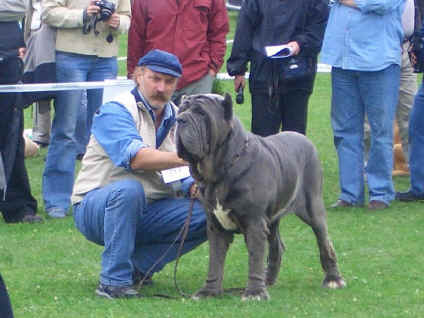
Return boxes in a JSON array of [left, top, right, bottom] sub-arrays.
[[152, 93, 168, 102]]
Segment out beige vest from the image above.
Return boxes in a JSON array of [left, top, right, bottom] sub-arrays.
[[71, 90, 178, 205]]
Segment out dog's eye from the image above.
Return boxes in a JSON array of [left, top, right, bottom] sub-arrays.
[[176, 118, 186, 124], [193, 108, 206, 117]]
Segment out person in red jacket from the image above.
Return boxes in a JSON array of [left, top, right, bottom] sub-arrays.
[[127, 0, 229, 104]]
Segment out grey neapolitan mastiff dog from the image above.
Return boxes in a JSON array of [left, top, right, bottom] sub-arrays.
[[176, 94, 346, 301]]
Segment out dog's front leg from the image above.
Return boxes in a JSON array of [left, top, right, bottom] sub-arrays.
[[192, 223, 233, 299], [242, 218, 269, 301]]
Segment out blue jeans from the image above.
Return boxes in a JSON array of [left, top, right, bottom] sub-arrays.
[[409, 81, 424, 196], [73, 179, 207, 287], [331, 65, 400, 205], [42, 52, 117, 212]]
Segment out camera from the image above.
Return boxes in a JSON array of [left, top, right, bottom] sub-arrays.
[[410, 32, 424, 73], [83, 0, 116, 42], [94, 0, 116, 22]]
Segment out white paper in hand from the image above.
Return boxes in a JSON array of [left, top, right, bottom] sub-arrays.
[[265, 44, 293, 58]]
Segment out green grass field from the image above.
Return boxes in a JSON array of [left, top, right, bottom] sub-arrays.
[[2, 10, 424, 318]]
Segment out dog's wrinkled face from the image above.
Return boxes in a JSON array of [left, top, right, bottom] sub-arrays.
[[176, 93, 233, 164]]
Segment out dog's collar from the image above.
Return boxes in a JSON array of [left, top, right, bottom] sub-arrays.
[[215, 129, 233, 152]]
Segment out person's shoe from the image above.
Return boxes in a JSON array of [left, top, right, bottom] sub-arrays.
[[133, 269, 154, 287], [46, 207, 67, 219], [21, 214, 43, 223], [330, 199, 354, 208], [33, 141, 49, 148], [395, 190, 424, 202], [95, 283, 142, 299], [368, 200, 388, 210], [3, 213, 43, 224]]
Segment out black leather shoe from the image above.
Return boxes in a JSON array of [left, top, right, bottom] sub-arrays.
[[4, 213, 43, 224], [21, 214, 44, 223], [395, 190, 424, 202]]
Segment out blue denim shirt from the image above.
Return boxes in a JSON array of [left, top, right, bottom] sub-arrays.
[[321, 0, 405, 71], [91, 88, 194, 195]]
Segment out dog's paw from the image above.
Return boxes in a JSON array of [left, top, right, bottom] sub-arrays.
[[322, 276, 347, 289], [241, 288, 270, 301], [192, 288, 222, 300]]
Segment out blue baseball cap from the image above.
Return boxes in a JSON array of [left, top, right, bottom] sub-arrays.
[[137, 49, 182, 78]]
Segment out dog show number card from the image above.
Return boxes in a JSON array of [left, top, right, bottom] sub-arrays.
[[161, 166, 191, 184]]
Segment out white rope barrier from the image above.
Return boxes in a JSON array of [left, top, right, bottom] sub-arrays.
[[0, 63, 331, 93], [0, 79, 134, 93]]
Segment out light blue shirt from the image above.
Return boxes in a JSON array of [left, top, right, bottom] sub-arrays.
[[321, 0, 405, 71], [91, 88, 194, 195]]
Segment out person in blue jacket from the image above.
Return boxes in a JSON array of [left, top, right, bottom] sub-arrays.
[[321, 0, 405, 210]]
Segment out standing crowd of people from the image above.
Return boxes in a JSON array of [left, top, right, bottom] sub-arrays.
[[1, 0, 423, 313]]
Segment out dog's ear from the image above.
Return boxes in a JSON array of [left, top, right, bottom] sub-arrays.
[[223, 93, 233, 121]]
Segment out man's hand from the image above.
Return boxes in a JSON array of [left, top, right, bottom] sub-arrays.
[[189, 183, 200, 199], [287, 41, 300, 56], [208, 69, 217, 77], [106, 13, 120, 29], [339, 0, 357, 8], [234, 75, 245, 92], [86, 1, 100, 16]]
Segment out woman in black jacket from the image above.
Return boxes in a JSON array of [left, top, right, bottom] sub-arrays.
[[227, 0, 329, 136]]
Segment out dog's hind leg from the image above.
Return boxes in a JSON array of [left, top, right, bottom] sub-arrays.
[[192, 223, 233, 299], [242, 217, 270, 301], [266, 219, 285, 286], [297, 196, 346, 289]]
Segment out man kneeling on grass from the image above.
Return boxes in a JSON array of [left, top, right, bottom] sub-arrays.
[[71, 49, 207, 299]]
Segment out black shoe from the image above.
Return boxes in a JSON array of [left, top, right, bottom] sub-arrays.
[[395, 190, 424, 202], [133, 269, 154, 287], [95, 283, 142, 299], [21, 214, 44, 223], [33, 141, 49, 148], [3, 212, 43, 224]]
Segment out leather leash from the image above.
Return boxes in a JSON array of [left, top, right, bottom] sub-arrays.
[[136, 198, 195, 299]]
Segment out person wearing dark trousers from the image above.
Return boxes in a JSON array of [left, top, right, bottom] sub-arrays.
[[227, 0, 329, 136], [0, 1, 42, 224], [0, 274, 14, 318]]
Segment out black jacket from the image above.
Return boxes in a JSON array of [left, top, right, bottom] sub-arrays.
[[0, 21, 24, 60], [0, 21, 25, 84], [227, 0, 329, 93]]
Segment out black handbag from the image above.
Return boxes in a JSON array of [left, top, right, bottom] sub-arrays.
[[0, 53, 23, 84], [280, 55, 313, 82]]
